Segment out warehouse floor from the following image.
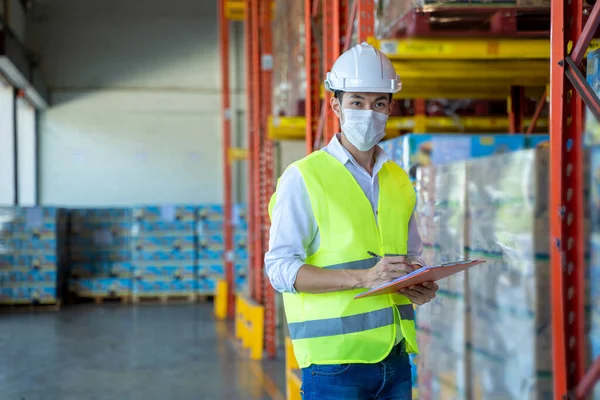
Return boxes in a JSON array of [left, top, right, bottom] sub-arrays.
[[0, 304, 286, 400]]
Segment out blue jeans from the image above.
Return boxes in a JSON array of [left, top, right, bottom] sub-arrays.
[[300, 342, 412, 400]]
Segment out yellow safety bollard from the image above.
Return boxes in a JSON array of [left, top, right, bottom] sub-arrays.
[[285, 336, 302, 400], [214, 279, 228, 320], [247, 301, 264, 360], [235, 295, 245, 340]]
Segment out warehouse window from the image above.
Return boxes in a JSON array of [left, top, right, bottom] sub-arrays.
[[0, 79, 16, 205], [16, 95, 37, 206]]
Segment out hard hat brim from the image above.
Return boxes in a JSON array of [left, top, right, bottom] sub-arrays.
[[324, 73, 402, 94]]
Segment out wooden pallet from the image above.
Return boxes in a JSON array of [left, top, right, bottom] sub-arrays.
[[196, 294, 214, 303], [92, 296, 130, 305], [70, 293, 131, 305], [0, 300, 61, 313], [130, 293, 197, 304], [384, 6, 550, 38]]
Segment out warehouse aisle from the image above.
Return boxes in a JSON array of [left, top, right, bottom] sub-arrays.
[[0, 304, 285, 400]]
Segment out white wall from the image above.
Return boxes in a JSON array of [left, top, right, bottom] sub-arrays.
[[0, 80, 16, 205], [26, 0, 245, 206]]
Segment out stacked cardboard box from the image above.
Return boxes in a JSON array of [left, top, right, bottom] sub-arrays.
[[416, 162, 470, 400], [196, 204, 225, 295], [68, 209, 133, 298], [132, 205, 196, 298], [467, 149, 553, 400], [0, 207, 67, 305], [232, 203, 249, 293], [195, 204, 249, 296]]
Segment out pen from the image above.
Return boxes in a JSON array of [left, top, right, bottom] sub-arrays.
[[367, 251, 381, 260]]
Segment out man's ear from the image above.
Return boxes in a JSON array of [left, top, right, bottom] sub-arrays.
[[389, 99, 396, 115], [330, 96, 342, 119]]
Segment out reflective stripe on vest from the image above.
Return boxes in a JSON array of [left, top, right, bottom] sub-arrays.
[[288, 304, 415, 340], [269, 150, 418, 368]]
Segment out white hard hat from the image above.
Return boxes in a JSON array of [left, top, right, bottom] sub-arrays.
[[324, 42, 402, 93]]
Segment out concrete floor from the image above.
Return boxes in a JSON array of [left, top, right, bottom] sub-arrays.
[[0, 304, 286, 400]]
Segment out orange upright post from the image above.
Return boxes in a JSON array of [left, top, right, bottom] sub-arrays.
[[550, 0, 590, 396], [305, 0, 320, 154], [258, 0, 277, 359], [218, 0, 235, 318], [250, 0, 264, 305]]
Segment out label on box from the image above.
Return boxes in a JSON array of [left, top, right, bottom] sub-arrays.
[[160, 205, 176, 223], [25, 208, 43, 229], [93, 230, 114, 245]]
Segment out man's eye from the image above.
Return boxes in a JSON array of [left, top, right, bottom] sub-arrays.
[[352, 102, 362, 106], [375, 103, 386, 107]]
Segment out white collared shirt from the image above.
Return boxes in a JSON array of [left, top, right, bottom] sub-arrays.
[[265, 134, 425, 294]]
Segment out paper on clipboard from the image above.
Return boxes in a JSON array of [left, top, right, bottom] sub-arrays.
[[354, 259, 486, 299]]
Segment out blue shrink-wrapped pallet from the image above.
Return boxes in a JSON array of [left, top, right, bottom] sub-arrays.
[[68, 208, 133, 299]]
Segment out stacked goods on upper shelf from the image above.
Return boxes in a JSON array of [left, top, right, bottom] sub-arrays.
[[415, 163, 470, 400], [589, 146, 600, 400], [0, 207, 68, 306], [132, 206, 196, 300], [68, 209, 133, 299], [272, 0, 306, 117], [467, 148, 553, 399], [375, 0, 550, 39], [382, 133, 549, 183]]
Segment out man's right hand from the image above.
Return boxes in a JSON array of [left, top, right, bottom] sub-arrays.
[[360, 256, 414, 289]]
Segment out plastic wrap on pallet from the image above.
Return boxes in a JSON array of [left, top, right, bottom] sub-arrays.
[[589, 146, 600, 400], [416, 162, 469, 400], [467, 149, 553, 400], [585, 49, 600, 146], [391, 134, 538, 184], [272, 0, 305, 117], [69, 208, 133, 299]]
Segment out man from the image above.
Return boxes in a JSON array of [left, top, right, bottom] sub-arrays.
[[265, 42, 438, 400]]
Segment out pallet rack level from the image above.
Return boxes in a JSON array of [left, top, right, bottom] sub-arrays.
[[268, 115, 550, 140]]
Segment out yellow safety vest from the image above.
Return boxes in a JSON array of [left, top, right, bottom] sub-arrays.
[[268, 150, 419, 368]]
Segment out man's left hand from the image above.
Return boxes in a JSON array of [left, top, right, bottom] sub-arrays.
[[398, 281, 438, 305]]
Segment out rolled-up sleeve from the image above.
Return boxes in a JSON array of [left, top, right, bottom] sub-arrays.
[[265, 166, 317, 293]]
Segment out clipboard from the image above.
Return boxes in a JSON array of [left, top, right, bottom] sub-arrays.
[[354, 259, 486, 299]]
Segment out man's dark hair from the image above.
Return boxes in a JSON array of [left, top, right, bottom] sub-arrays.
[[334, 90, 392, 102]]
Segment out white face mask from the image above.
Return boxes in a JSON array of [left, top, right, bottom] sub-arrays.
[[340, 109, 389, 151]]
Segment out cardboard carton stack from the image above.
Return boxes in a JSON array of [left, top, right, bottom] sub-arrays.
[[196, 205, 225, 295], [132, 206, 197, 299], [232, 203, 249, 293], [415, 162, 470, 400], [68, 209, 133, 299], [467, 149, 553, 400], [0, 207, 67, 305]]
